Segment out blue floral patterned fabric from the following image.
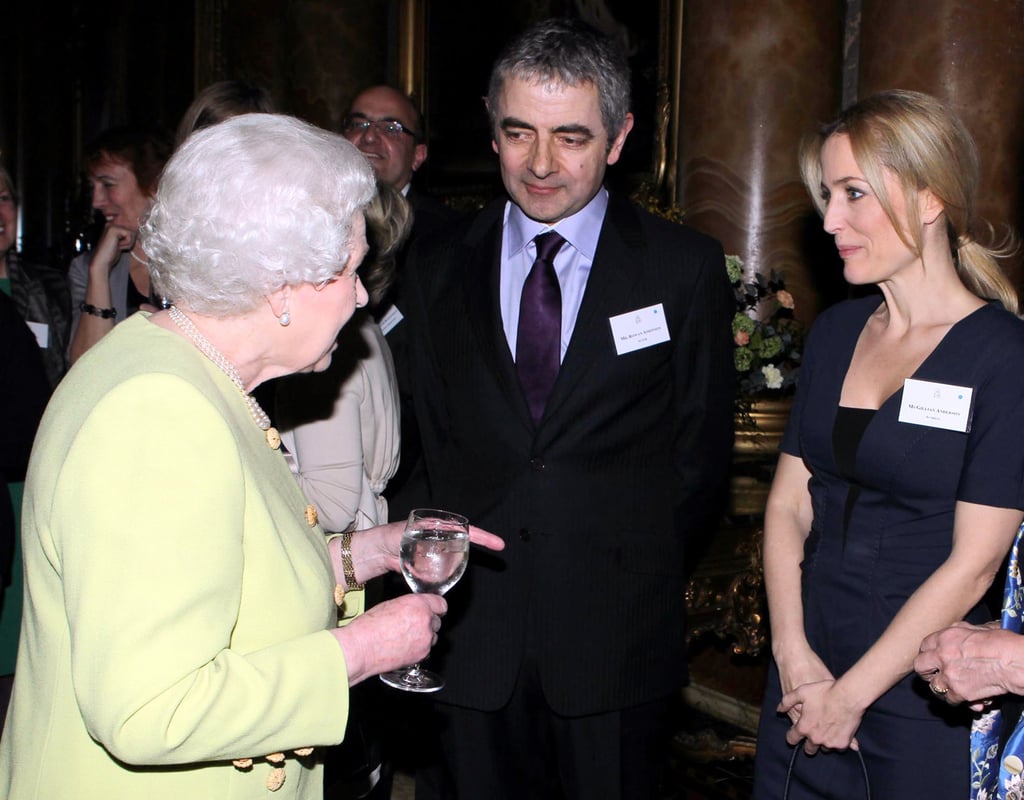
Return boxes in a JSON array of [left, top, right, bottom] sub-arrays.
[[971, 522, 1024, 800]]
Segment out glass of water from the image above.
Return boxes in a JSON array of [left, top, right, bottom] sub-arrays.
[[379, 508, 470, 692]]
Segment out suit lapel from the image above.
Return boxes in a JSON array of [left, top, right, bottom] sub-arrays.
[[461, 202, 536, 432], [540, 194, 645, 428], [462, 194, 646, 434]]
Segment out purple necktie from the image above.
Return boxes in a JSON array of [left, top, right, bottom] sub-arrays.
[[516, 231, 566, 422]]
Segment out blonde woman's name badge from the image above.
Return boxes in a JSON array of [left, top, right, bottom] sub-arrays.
[[898, 378, 974, 433]]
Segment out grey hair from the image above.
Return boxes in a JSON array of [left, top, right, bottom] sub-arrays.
[[143, 114, 376, 317], [486, 17, 631, 145]]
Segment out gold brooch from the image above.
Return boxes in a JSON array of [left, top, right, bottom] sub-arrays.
[[265, 427, 281, 450], [305, 505, 318, 527]]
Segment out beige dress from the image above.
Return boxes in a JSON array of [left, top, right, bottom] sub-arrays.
[[276, 310, 401, 532]]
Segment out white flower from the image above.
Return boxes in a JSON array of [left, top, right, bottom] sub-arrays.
[[762, 364, 783, 390]]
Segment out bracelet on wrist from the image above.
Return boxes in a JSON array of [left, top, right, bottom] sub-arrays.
[[80, 302, 117, 319], [340, 530, 364, 592]]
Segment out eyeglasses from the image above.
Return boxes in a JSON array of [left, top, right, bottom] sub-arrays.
[[342, 115, 418, 140]]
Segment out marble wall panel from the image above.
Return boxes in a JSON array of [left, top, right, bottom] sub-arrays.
[[677, 0, 847, 324], [860, 0, 1024, 290]]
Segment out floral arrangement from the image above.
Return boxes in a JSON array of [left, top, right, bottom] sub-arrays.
[[626, 188, 805, 409], [727, 254, 804, 404]]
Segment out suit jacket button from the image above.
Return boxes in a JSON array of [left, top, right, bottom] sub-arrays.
[[529, 457, 545, 471], [519, 528, 531, 542]]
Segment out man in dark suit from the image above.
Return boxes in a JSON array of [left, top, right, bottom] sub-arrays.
[[342, 85, 460, 517], [400, 17, 735, 800]]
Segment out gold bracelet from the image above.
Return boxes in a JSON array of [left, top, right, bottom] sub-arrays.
[[340, 531, 363, 591]]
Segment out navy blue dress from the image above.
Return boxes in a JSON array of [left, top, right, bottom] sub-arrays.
[[753, 296, 1024, 799]]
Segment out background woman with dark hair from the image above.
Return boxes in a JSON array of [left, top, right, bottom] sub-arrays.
[[68, 124, 172, 363]]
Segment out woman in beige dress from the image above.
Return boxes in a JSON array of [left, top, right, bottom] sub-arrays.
[[276, 183, 412, 533]]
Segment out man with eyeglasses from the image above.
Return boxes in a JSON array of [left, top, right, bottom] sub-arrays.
[[341, 86, 459, 519], [340, 86, 461, 800], [342, 86, 458, 244], [342, 86, 425, 194]]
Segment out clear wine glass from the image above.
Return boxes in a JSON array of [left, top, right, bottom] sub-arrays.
[[379, 508, 470, 693]]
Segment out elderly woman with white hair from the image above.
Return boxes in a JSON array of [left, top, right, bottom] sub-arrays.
[[0, 114, 501, 799]]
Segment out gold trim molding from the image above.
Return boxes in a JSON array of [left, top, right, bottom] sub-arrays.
[[398, 0, 426, 110], [193, 0, 227, 92]]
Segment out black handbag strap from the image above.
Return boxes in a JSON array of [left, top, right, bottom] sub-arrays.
[[782, 744, 871, 800]]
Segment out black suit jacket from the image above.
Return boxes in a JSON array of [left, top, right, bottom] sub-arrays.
[[401, 193, 734, 715], [383, 187, 462, 519], [405, 186, 462, 245]]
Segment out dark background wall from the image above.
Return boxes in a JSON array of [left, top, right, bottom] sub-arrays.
[[4, 0, 195, 267], [5, 0, 1024, 325], [3, 0, 396, 268]]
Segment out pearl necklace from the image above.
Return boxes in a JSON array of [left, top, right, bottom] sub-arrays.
[[168, 305, 280, 448]]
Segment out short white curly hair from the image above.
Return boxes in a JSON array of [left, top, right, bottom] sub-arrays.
[[143, 113, 376, 317]]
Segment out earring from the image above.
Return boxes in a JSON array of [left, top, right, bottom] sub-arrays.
[[279, 310, 291, 327]]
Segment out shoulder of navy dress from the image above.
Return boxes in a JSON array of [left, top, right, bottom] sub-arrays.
[[960, 301, 1024, 349]]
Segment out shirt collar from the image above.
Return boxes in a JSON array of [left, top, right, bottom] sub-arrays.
[[506, 188, 609, 259]]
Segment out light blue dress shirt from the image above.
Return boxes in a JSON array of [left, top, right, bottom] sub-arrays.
[[499, 189, 609, 363]]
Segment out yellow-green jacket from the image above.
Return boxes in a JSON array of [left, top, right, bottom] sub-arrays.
[[0, 314, 361, 798]]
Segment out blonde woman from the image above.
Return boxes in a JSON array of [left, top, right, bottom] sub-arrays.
[[276, 183, 411, 535], [753, 91, 1024, 799]]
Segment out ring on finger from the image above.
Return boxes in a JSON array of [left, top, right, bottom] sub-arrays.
[[930, 682, 949, 696]]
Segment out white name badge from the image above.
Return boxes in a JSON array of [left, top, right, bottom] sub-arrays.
[[26, 321, 50, 349], [379, 304, 404, 336], [898, 378, 974, 433], [609, 303, 670, 355]]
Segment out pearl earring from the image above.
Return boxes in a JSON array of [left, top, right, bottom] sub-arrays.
[[279, 310, 291, 327]]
